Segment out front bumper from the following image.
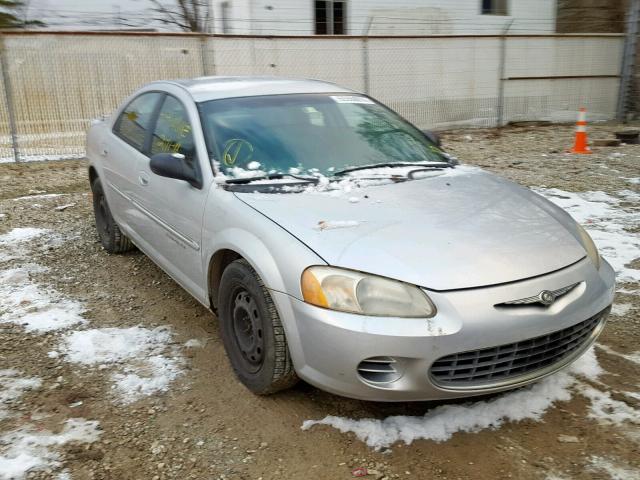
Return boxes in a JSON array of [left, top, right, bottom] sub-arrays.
[[271, 257, 615, 401]]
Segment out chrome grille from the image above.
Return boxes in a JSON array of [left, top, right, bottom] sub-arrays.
[[430, 309, 607, 388]]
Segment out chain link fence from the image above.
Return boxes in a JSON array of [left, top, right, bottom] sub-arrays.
[[0, 31, 624, 162]]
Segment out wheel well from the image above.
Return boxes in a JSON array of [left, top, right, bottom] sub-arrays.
[[208, 249, 242, 311], [88, 166, 98, 186]]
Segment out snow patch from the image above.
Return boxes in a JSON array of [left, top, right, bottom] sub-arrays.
[[112, 355, 183, 401], [611, 303, 633, 317], [0, 370, 41, 420], [0, 228, 54, 263], [302, 349, 603, 449], [589, 456, 640, 480], [61, 327, 183, 403], [12, 193, 64, 202], [534, 189, 640, 283], [0, 266, 86, 333], [596, 343, 640, 366], [0, 419, 101, 480], [578, 383, 640, 426], [184, 338, 205, 348], [0, 227, 47, 245]]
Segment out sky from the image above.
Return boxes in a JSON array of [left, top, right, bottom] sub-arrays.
[[26, 0, 160, 30]]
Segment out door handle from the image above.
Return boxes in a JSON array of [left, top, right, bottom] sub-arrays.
[[99, 143, 108, 156], [138, 173, 149, 186]]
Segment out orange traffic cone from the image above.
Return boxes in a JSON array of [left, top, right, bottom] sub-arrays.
[[570, 107, 592, 154]]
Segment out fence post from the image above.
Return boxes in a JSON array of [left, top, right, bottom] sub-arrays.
[[200, 34, 209, 76], [0, 33, 19, 163], [362, 16, 374, 94], [496, 20, 514, 128], [617, 0, 640, 122]]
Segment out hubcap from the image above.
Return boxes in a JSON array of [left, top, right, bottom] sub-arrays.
[[231, 289, 264, 373]]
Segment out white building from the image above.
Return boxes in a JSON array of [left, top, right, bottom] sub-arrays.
[[212, 0, 557, 35]]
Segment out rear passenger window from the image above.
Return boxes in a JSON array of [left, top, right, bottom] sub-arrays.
[[150, 95, 195, 164], [113, 92, 163, 151]]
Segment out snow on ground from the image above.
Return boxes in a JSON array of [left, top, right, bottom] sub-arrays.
[[60, 327, 184, 404], [0, 223, 188, 478], [0, 266, 86, 333], [303, 349, 608, 450], [12, 193, 65, 202], [578, 383, 640, 426], [0, 419, 101, 480], [0, 154, 84, 164], [596, 344, 640, 366], [534, 188, 640, 283], [611, 303, 633, 316], [588, 456, 639, 480], [0, 370, 41, 421], [0, 228, 86, 333], [0, 228, 47, 244]]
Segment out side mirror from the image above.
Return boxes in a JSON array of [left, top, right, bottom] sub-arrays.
[[421, 129, 441, 147], [149, 152, 201, 189]]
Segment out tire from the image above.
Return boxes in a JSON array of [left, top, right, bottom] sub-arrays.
[[91, 178, 134, 254], [218, 259, 298, 394]]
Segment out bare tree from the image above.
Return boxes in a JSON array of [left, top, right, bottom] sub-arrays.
[[150, 0, 210, 32], [0, 0, 44, 28]]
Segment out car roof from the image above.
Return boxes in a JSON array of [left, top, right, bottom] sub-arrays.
[[149, 76, 357, 102]]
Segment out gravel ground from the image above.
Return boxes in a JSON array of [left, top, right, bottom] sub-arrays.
[[0, 122, 638, 480]]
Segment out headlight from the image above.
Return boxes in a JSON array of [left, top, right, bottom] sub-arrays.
[[301, 266, 436, 318], [577, 224, 601, 270]]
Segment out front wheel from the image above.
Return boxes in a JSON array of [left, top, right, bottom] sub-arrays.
[[218, 259, 298, 394]]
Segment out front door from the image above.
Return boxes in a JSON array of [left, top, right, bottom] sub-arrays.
[[134, 94, 209, 301]]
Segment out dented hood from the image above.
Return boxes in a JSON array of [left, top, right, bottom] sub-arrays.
[[234, 167, 587, 291]]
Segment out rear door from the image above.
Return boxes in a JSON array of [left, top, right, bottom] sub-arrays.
[[103, 92, 163, 236], [134, 93, 209, 300]]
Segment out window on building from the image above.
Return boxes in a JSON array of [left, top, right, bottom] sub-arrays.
[[314, 1, 346, 35], [481, 0, 508, 15]]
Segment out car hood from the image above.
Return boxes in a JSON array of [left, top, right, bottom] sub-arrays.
[[234, 167, 586, 291]]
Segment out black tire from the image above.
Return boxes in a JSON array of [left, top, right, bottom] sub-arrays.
[[218, 259, 298, 394], [91, 178, 134, 254]]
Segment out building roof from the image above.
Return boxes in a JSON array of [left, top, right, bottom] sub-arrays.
[[157, 76, 356, 102]]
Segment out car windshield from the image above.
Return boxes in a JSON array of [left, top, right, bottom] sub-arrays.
[[198, 93, 447, 179]]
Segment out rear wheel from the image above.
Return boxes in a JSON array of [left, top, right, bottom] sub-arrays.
[[218, 259, 298, 394], [91, 178, 134, 254]]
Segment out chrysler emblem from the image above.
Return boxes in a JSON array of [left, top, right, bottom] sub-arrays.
[[539, 290, 555, 306], [499, 283, 579, 307]]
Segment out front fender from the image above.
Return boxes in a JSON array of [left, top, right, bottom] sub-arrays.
[[202, 191, 327, 369], [206, 227, 293, 295]]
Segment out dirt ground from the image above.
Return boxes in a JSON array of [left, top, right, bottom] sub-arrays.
[[0, 123, 639, 480]]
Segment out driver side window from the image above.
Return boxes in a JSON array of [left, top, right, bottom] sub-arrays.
[[150, 95, 196, 166]]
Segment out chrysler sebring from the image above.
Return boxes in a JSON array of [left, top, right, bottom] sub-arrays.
[[86, 76, 614, 401]]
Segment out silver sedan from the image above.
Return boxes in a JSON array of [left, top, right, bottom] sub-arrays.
[[86, 76, 615, 401]]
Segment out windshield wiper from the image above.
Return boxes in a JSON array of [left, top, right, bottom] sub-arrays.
[[224, 173, 320, 185], [332, 161, 453, 177]]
